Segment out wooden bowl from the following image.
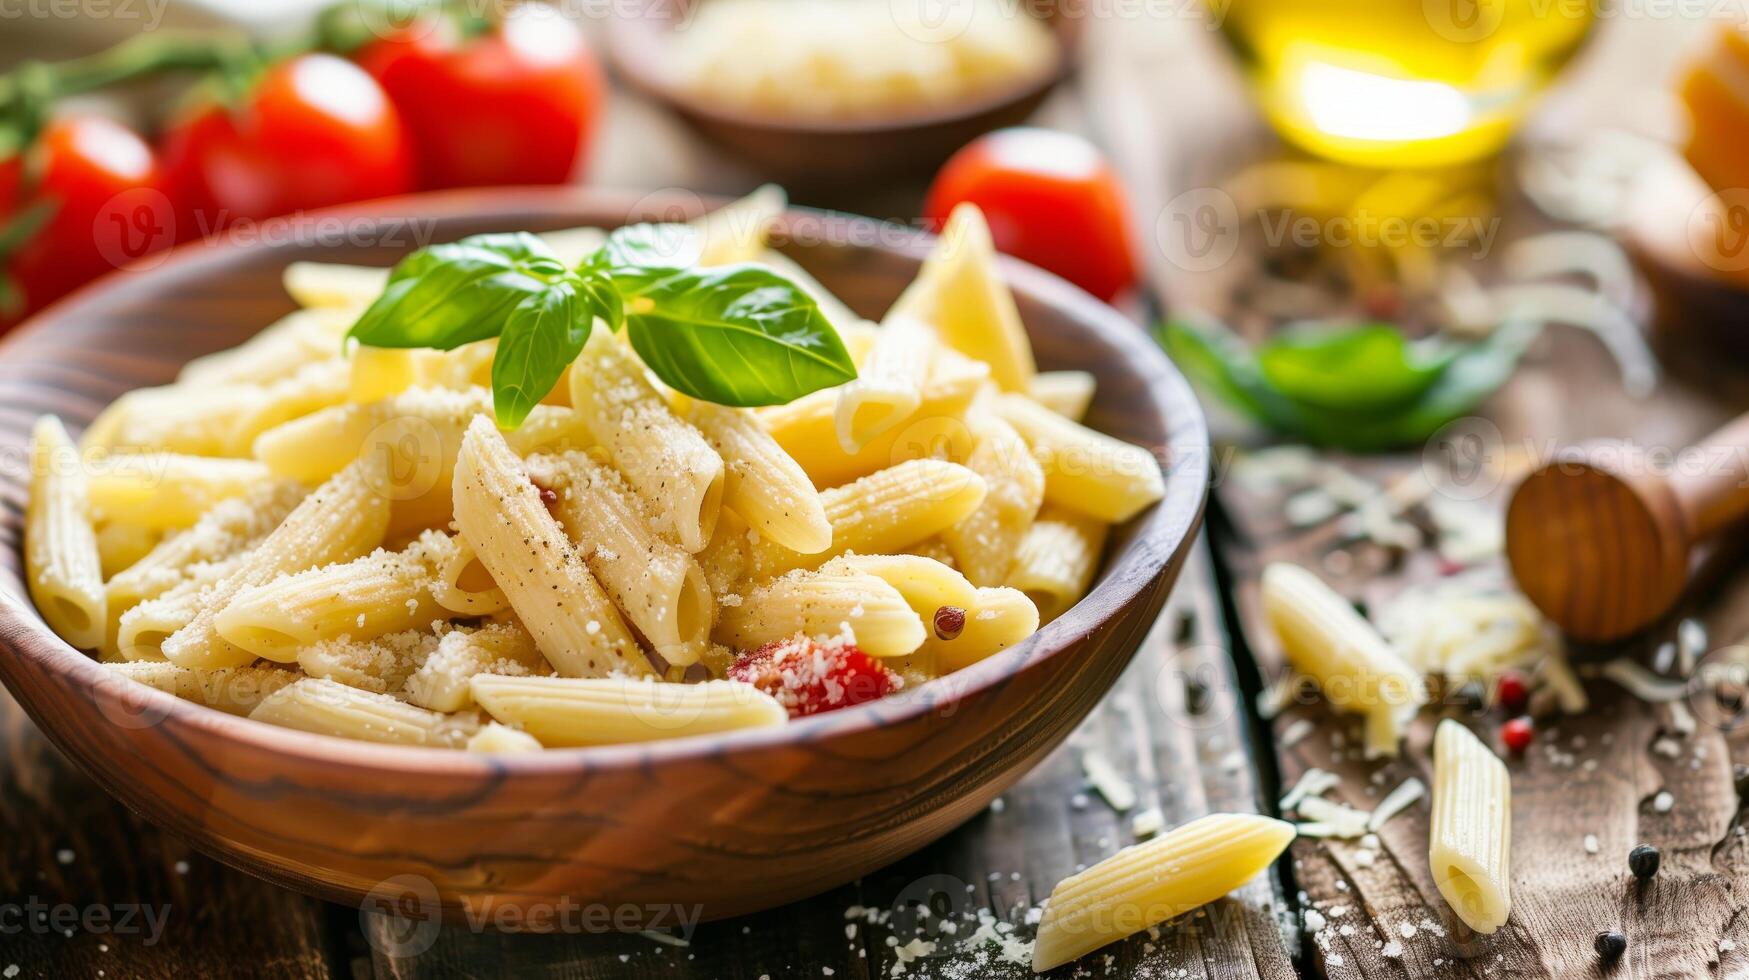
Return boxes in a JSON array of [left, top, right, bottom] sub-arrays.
[[604, 0, 1080, 188], [0, 188, 1207, 925]]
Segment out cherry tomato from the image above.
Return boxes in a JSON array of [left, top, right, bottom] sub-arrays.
[[356, 4, 605, 190], [161, 53, 413, 237], [0, 152, 21, 218], [925, 128, 1139, 302], [3, 115, 172, 327]]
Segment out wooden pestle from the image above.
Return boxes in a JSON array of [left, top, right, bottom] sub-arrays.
[[1505, 413, 1749, 642]]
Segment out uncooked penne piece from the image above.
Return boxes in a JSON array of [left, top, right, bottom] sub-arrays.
[[296, 629, 441, 694], [749, 459, 987, 579], [1029, 370, 1097, 421], [429, 533, 509, 616], [833, 315, 934, 453], [1260, 563, 1424, 758], [925, 586, 1039, 673], [87, 454, 272, 530], [568, 331, 725, 553], [716, 569, 926, 658], [106, 661, 300, 715], [467, 721, 543, 753], [452, 418, 648, 678], [682, 399, 831, 555], [26, 417, 106, 649], [1032, 813, 1296, 971], [404, 620, 547, 712], [162, 455, 392, 669], [1004, 507, 1108, 623], [942, 413, 1045, 586], [470, 675, 786, 747], [216, 529, 451, 662], [995, 393, 1164, 524], [250, 677, 471, 747], [887, 203, 1036, 392], [535, 451, 714, 665], [1430, 719, 1511, 934]]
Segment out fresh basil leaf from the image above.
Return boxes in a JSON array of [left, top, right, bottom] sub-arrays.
[[1257, 322, 1455, 412], [601, 222, 704, 271], [623, 264, 855, 406], [492, 282, 588, 428], [351, 235, 563, 349]]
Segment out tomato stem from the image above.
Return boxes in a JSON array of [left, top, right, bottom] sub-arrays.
[[0, 34, 254, 115]]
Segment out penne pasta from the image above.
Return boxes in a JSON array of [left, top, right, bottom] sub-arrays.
[[429, 533, 509, 616], [26, 417, 106, 649], [452, 417, 649, 678], [95, 522, 162, 580], [467, 721, 544, 753], [161, 455, 392, 669], [823, 554, 977, 627], [942, 413, 1045, 586], [749, 459, 987, 579], [995, 392, 1164, 523], [296, 629, 441, 694], [404, 619, 547, 712], [693, 183, 784, 266], [568, 330, 726, 553], [282, 261, 390, 310], [716, 568, 926, 657], [1430, 719, 1512, 934], [924, 586, 1039, 673], [681, 398, 831, 554], [534, 451, 715, 665], [1261, 563, 1424, 758], [1028, 370, 1097, 421], [1032, 813, 1296, 971], [470, 675, 787, 746], [106, 661, 300, 715], [176, 307, 353, 387], [833, 315, 934, 453], [250, 676, 473, 747], [87, 454, 272, 530], [1004, 506, 1108, 623]]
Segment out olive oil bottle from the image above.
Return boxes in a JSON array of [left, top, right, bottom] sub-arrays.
[[1215, 0, 1594, 167]]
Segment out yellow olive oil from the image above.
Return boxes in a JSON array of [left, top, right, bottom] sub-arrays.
[[1215, 0, 1594, 167]]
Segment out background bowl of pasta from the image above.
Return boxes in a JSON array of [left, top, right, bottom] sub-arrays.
[[0, 187, 1207, 922]]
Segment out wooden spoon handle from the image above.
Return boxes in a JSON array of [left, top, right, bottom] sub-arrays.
[[1670, 412, 1749, 540]]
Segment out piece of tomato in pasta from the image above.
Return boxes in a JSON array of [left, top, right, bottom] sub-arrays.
[[727, 634, 900, 717]]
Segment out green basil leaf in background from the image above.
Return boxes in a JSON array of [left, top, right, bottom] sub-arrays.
[[623, 264, 856, 406], [492, 281, 589, 429], [1256, 322, 1457, 412], [600, 223, 704, 272]]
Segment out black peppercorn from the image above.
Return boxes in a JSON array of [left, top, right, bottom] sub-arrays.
[[1628, 843, 1660, 880], [1595, 930, 1627, 962], [1735, 764, 1749, 803], [1455, 679, 1486, 714]]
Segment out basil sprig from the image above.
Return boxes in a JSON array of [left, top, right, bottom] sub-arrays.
[[347, 225, 856, 427]]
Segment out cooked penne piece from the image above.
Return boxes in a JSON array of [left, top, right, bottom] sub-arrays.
[[942, 413, 1045, 586], [26, 417, 106, 649], [228, 359, 353, 453], [94, 522, 162, 580], [282, 261, 389, 310], [995, 393, 1164, 523], [252, 386, 490, 485], [823, 554, 977, 627], [429, 533, 509, 616], [760, 347, 987, 489], [470, 675, 786, 746], [1029, 370, 1097, 421], [106, 661, 300, 715], [1032, 813, 1296, 971], [534, 451, 714, 665], [1005, 507, 1108, 623], [1430, 719, 1511, 934], [162, 455, 392, 669], [117, 570, 227, 662], [249, 677, 472, 747], [404, 619, 547, 712], [697, 509, 754, 599], [925, 586, 1039, 673], [1261, 563, 1424, 758], [175, 307, 353, 387], [215, 529, 451, 662], [833, 315, 934, 453], [296, 629, 441, 693], [887, 203, 1035, 392], [694, 183, 784, 265], [716, 569, 926, 657], [568, 331, 725, 553], [88, 454, 272, 530], [908, 537, 959, 568], [349, 346, 426, 403], [749, 459, 987, 578], [452, 418, 649, 678], [467, 721, 544, 753], [682, 399, 831, 554]]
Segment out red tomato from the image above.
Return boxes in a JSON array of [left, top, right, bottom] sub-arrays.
[[0, 152, 21, 218], [356, 4, 605, 190], [925, 128, 1139, 302], [161, 53, 413, 237], [3, 115, 173, 327]]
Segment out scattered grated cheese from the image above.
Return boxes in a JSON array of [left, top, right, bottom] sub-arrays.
[[1367, 777, 1426, 832], [1081, 750, 1136, 812], [1584, 834, 1600, 854], [639, 930, 690, 948], [1130, 807, 1166, 840], [1297, 797, 1372, 839], [1280, 718, 1315, 749], [1281, 768, 1340, 811], [1653, 791, 1674, 813], [1601, 658, 1688, 703]]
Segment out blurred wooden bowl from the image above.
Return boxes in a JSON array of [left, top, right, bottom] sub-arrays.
[[1624, 150, 1749, 356], [604, 0, 1080, 188], [0, 187, 1207, 925]]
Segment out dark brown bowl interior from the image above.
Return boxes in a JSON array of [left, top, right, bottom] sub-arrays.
[[604, 0, 1082, 187], [0, 187, 1207, 923]]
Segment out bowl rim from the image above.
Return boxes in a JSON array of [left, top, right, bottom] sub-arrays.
[[0, 186, 1208, 779]]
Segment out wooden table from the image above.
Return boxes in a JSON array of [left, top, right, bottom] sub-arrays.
[[3, 9, 1743, 980]]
